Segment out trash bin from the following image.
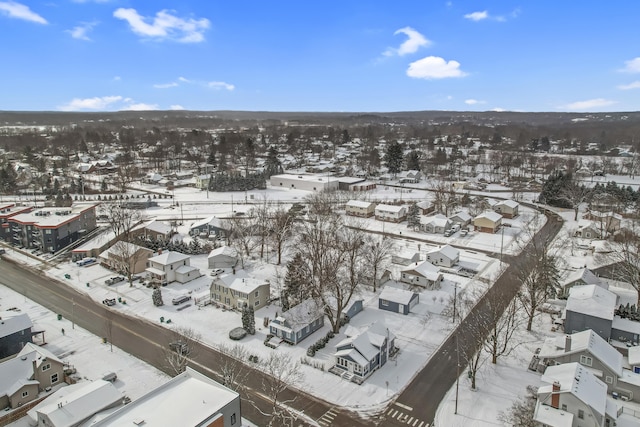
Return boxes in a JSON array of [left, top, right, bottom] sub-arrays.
[[160, 316, 164, 323], [64, 274, 71, 279], [57, 314, 62, 321], [102, 337, 107, 344]]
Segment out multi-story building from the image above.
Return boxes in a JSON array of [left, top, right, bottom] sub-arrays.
[[7, 205, 97, 253], [0, 203, 32, 243]]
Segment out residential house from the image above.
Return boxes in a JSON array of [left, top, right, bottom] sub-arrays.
[[425, 245, 460, 268], [269, 299, 324, 345], [449, 211, 472, 228], [419, 214, 452, 234], [559, 268, 609, 298], [98, 242, 153, 275], [574, 220, 602, 240], [210, 273, 270, 310], [143, 172, 163, 185], [400, 260, 443, 289], [8, 205, 98, 253], [345, 200, 376, 218], [207, 246, 239, 269], [391, 250, 420, 266], [131, 219, 174, 243], [494, 199, 519, 218], [189, 216, 227, 239], [533, 363, 617, 427], [333, 321, 396, 382], [375, 204, 407, 223], [0, 312, 33, 361], [378, 287, 419, 315], [416, 201, 435, 215], [564, 285, 617, 341], [28, 380, 122, 427], [397, 170, 422, 183], [145, 251, 200, 285], [473, 211, 503, 233], [89, 367, 241, 427], [0, 343, 65, 410], [327, 297, 364, 322], [71, 229, 117, 261], [482, 198, 499, 211], [584, 211, 622, 236], [194, 174, 211, 190]]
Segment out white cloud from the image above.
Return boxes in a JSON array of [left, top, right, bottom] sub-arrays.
[[113, 8, 210, 43], [464, 99, 485, 105], [170, 105, 185, 110], [561, 98, 617, 111], [620, 57, 640, 73], [407, 56, 467, 79], [58, 96, 123, 111], [618, 81, 640, 90], [67, 21, 97, 41], [124, 103, 158, 111], [383, 27, 430, 57], [153, 82, 179, 89], [178, 76, 191, 83], [0, 1, 47, 24], [464, 10, 488, 21], [207, 81, 235, 91], [113, 76, 121, 81]]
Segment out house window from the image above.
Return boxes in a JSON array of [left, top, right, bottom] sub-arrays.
[[254, 300, 260, 306], [42, 363, 51, 371], [22, 390, 28, 398], [580, 355, 593, 366], [51, 373, 59, 384], [381, 300, 389, 307], [561, 404, 567, 411], [578, 409, 584, 419], [255, 291, 259, 297], [45, 230, 51, 234], [231, 413, 237, 425], [605, 376, 613, 384]]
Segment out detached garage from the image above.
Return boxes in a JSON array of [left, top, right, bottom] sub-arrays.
[[378, 287, 419, 315]]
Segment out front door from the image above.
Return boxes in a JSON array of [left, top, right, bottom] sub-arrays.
[[398, 304, 404, 313]]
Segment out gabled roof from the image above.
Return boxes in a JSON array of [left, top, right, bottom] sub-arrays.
[[226, 277, 268, 294], [561, 268, 608, 289], [449, 211, 472, 221], [496, 199, 519, 209], [278, 299, 323, 331], [538, 330, 623, 376], [208, 246, 238, 259], [428, 245, 459, 260], [378, 287, 417, 305], [346, 200, 375, 209], [0, 311, 32, 339], [566, 285, 617, 320], [375, 204, 405, 213], [190, 216, 224, 230], [541, 362, 607, 418], [402, 260, 441, 281], [148, 251, 190, 266], [474, 211, 502, 222], [1, 344, 63, 398], [419, 214, 451, 227], [335, 321, 395, 367]]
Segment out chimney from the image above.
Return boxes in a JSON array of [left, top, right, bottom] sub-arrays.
[[565, 335, 571, 352], [551, 381, 561, 409]]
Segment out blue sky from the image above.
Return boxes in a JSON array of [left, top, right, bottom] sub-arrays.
[[1, 1, 640, 113]]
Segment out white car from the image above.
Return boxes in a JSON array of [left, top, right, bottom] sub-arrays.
[[210, 268, 224, 277]]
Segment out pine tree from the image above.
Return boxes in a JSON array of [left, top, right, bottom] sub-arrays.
[[248, 305, 256, 335], [152, 288, 164, 306], [407, 203, 421, 231], [282, 253, 310, 311], [384, 140, 403, 176]]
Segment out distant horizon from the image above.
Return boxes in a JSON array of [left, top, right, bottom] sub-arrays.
[[2, 1, 640, 113]]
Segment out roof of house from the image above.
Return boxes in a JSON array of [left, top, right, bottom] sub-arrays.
[[561, 268, 608, 289], [190, 216, 224, 230], [0, 311, 33, 339], [484, 198, 499, 207], [72, 229, 117, 253], [450, 211, 472, 221], [225, 277, 268, 294], [99, 241, 151, 259], [496, 199, 519, 209], [533, 404, 574, 427], [416, 201, 432, 209], [419, 214, 451, 227], [474, 211, 503, 223], [175, 265, 199, 275], [346, 200, 375, 209], [401, 260, 441, 281], [32, 380, 122, 427], [144, 219, 172, 235], [89, 367, 238, 427], [427, 245, 459, 260], [335, 321, 395, 367], [541, 362, 607, 418], [378, 287, 417, 305], [538, 330, 623, 376], [276, 299, 323, 332], [208, 246, 238, 259], [627, 346, 640, 366], [375, 204, 405, 214], [148, 251, 190, 266], [1, 344, 62, 398], [566, 285, 617, 321]]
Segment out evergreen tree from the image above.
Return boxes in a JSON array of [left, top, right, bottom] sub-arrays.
[[248, 305, 256, 335], [384, 140, 403, 176], [406, 203, 421, 231], [405, 150, 421, 171], [265, 146, 283, 177], [282, 253, 310, 311], [207, 147, 217, 167], [152, 288, 164, 306]]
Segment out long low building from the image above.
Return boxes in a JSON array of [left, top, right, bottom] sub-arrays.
[[270, 174, 339, 192]]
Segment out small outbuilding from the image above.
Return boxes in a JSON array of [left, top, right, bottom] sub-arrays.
[[378, 287, 419, 315], [207, 246, 239, 269]]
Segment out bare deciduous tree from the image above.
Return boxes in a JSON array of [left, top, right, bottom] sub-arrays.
[[108, 240, 148, 286], [364, 235, 394, 292], [217, 344, 252, 392], [163, 327, 201, 375], [100, 203, 142, 240], [258, 352, 304, 427], [598, 225, 640, 306], [498, 385, 538, 427], [483, 296, 520, 364], [268, 204, 294, 265]]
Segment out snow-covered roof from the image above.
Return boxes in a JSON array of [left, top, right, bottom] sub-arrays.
[[33, 380, 122, 427], [175, 265, 199, 275], [450, 211, 472, 221], [566, 285, 617, 320], [612, 316, 640, 335], [1, 344, 62, 398], [402, 260, 441, 281], [428, 245, 459, 261], [346, 200, 375, 209], [72, 229, 117, 253], [628, 346, 640, 366], [225, 277, 268, 294], [90, 367, 238, 427], [378, 287, 416, 305], [190, 215, 224, 230], [99, 241, 150, 259], [541, 362, 607, 418], [0, 311, 32, 338], [375, 204, 405, 214], [496, 199, 519, 209], [538, 330, 623, 376], [474, 211, 502, 222], [561, 268, 607, 289], [419, 214, 450, 227], [533, 404, 573, 427], [484, 198, 499, 207], [335, 321, 395, 367], [279, 299, 323, 331], [208, 246, 238, 259], [148, 251, 190, 266], [142, 219, 172, 235]]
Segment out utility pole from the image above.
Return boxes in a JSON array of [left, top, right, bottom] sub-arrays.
[[452, 284, 457, 323], [500, 225, 505, 264], [72, 298, 75, 329], [455, 334, 460, 414]]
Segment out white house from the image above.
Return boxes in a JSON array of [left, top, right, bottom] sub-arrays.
[[146, 251, 200, 285], [449, 211, 472, 227], [400, 260, 443, 289], [375, 204, 407, 223], [345, 200, 376, 218], [207, 246, 239, 269], [419, 214, 452, 234], [425, 245, 460, 268]]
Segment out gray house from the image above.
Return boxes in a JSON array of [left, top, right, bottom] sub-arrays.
[[269, 299, 324, 345], [449, 211, 472, 227], [0, 312, 33, 361], [333, 321, 396, 383], [378, 287, 419, 315], [189, 216, 227, 238], [328, 298, 364, 323], [564, 285, 617, 341], [559, 268, 609, 298], [418, 214, 452, 234], [425, 245, 460, 268], [400, 260, 443, 289]]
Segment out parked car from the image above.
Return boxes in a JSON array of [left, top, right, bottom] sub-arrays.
[[102, 298, 116, 306], [172, 295, 191, 305], [444, 229, 453, 237], [210, 268, 224, 277], [76, 257, 97, 267], [460, 229, 469, 237], [105, 276, 125, 285]]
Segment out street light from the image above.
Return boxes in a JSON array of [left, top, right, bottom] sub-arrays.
[[452, 284, 458, 323]]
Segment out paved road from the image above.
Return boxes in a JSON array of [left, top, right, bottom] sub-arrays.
[[0, 258, 374, 427], [384, 212, 563, 426]]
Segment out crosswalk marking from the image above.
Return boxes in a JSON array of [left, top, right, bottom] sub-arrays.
[[317, 408, 338, 426]]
